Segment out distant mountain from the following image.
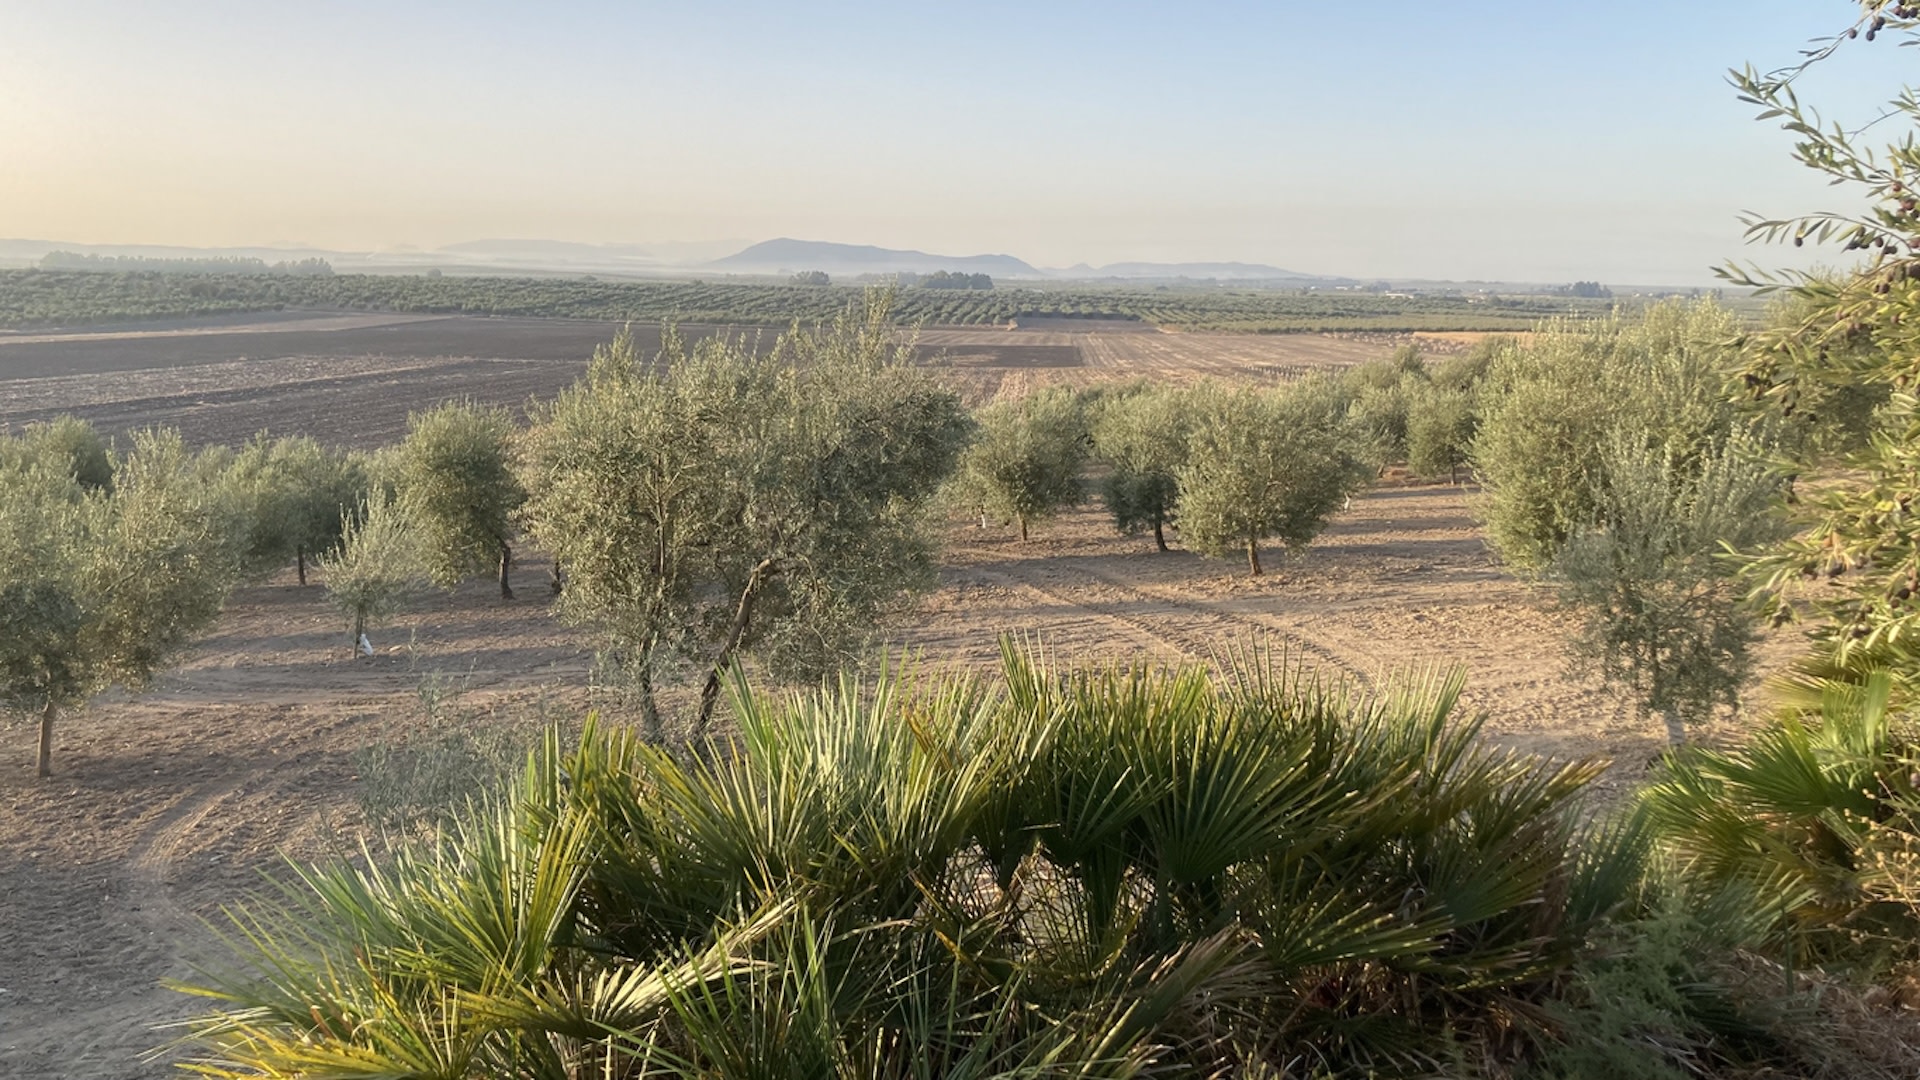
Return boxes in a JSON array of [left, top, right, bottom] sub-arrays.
[[709, 238, 1041, 278], [1061, 261, 1348, 283], [0, 238, 344, 263]]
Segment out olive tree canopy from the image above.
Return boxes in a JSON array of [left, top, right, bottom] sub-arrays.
[[950, 386, 1088, 541], [0, 429, 233, 776], [392, 401, 526, 599], [520, 294, 972, 735], [1176, 379, 1371, 577]]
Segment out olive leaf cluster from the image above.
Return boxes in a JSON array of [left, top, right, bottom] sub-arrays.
[[1722, 2, 1920, 674]]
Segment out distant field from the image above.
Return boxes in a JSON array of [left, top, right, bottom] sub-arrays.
[[0, 316, 700, 447], [0, 313, 1415, 445], [0, 269, 1601, 334]]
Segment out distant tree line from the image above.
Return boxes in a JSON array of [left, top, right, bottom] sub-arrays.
[[37, 252, 335, 276], [788, 270, 831, 287], [1554, 281, 1612, 299], [915, 270, 994, 290]]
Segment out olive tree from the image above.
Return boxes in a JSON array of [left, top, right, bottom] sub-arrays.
[[520, 295, 972, 734], [1469, 301, 1792, 742], [392, 402, 525, 599], [219, 434, 370, 584], [1473, 301, 1744, 571], [1176, 380, 1371, 576], [1554, 433, 1786, 744], [1091, 384, 1195, 551], [1406, 385, 1477, 484], [1343, 345, 1427, 469], [951, 385, 1088, 541], [0, 429, 233, 776], [319, 492, 425, 655], [0, 415, 114, 491]]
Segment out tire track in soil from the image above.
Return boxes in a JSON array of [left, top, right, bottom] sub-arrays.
[[13, 708, 372, 1078], [1051, 560, 1381, 688], [956, 562, 1377, 692]]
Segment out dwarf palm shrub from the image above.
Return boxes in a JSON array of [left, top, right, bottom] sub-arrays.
[[177, 644, 1640, 1078], [1643, 671, 1920, 964]]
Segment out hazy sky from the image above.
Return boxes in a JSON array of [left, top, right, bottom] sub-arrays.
[[0, 1, 1909, 283]]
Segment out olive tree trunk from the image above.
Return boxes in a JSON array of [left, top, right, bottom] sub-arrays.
[[634, 657, 663, 742], [1246, 536, 1263, 577], [36, 699, 56, 778], [1663, 710, 1687, 746], [697, 558, 778, 734], [296, 545, 308, 587], [497, 540, 514, 600], [1153, 518, 1169, 553]]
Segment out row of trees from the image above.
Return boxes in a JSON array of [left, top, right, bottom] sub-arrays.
[[38, 251, 334, 275], [949, 380, 1373, 575], [0, 296, 983, 771], [0, 267, 1582, 332], [0, 399, 535, 774], [947, 345, 1493, 574], [4, 297, 1813, 770], [915, 270, 995, 290]]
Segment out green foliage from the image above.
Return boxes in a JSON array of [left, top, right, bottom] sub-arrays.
[[176, 644, 1639, 1078], [1555, 281, 1612, 299], [521, 293, 972, 733], [0, 428, 233, 774], [1434, 336, 1508, 390], [1343, 344, 1428, 467], [319, 492, 425, 649], [1741, 288, 1894, 461], [39, 251, 333, 275], [1406, 384, 1478, 482], [1090, 384, 1194, 550], [0, 415, 115, 491], [1552, 433, 1787, 742], [917, 270, 993, 290], [1643, 671, 1920, 960], [1721, 8, 1920, 673], [951, 385, 1088, 540], [392, 401, 525, 597], [217, 434, 370, 581], [1474, 300, 1747, 572], [1175, 379, 1371, 575]]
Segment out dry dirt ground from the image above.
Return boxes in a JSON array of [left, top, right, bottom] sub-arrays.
[[0, 315, 1792, 1076], [0, 314, 1418, 445]]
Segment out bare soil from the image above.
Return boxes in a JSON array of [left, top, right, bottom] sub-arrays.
[[0, 316, 1402, 445], [0, 316, 1800, 1076]]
